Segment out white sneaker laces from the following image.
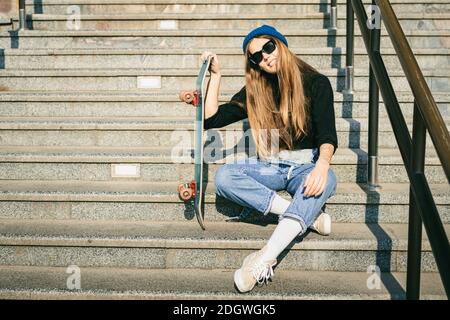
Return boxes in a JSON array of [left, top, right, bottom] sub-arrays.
[[252, 262, 274, 285]]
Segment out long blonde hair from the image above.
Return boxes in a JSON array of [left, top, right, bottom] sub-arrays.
[[244, 36, 317, 158]]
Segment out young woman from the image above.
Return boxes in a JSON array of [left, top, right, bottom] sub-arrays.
[[201, 25, 338, 293]]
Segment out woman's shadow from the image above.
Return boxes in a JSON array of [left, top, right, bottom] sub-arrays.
[[180, 121, 277, 225], [208, 121, 281, 226]]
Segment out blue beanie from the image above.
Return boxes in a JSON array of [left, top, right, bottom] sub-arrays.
[[242, 25, 288, 53]]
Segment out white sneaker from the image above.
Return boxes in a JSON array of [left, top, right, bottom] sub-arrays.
[[310, 212, 332, 236], [234, 246, 277, 293]]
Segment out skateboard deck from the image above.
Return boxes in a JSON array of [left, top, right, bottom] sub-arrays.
[[177, 56, 212, 230]]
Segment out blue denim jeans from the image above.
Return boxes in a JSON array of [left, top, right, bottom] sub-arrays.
[[215, 149, 338, 233]]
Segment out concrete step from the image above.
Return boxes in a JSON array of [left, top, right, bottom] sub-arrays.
[[0, 68, 448, 92], [0, 185, 450, 225], [1, 115, 448, 130], [1, 195, 448, 225], [11, 12, 450, 32], [0, 180, 448, 204], [1, 48, 448, 71], [0, 181, 448, 225], [0, 98, 448, 119], [0, 219, 448, 273], [0, 265, 446, 299], [0, 127, 447, 150], [23, 0, 450, 15], [1, 29, 449, 49], [0, 116, 448, 149], [0, 146, 447, 184], [4, 145, 443, 166], [0, 90, 448, 119], [18, 13, 331, 31]]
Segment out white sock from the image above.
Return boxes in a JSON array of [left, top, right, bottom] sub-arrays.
[[260, 218, 303, 262], [269, 194, 291, 215]]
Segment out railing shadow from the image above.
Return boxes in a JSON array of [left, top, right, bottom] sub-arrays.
[[319, 0, 328, 15], [26, 14, 33, 30], [0, 48, 4, 69], [8, 30, 18, 49], [34, 0, 43, 14], [331, 47, 342, 69], [342, 93, 404, 298], [27, 0, 42, 29], [361, 183, 406, 299]]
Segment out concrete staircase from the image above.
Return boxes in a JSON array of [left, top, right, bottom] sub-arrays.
[[0, 0, 449, 299]]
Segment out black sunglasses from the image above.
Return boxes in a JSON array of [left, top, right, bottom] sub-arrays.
[[248, 40, 276, 65]]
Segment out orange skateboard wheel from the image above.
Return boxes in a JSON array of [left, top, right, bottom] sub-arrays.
[[179, 90, 199, 107], [179, 90, 194, 103], [177, 181, 197, 201], [178, 182, 193, 201]]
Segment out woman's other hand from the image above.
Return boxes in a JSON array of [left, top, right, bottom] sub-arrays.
[[303, 158, 330, 197]]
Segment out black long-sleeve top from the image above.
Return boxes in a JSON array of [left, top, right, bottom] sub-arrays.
[[204, 71, 338, 155]]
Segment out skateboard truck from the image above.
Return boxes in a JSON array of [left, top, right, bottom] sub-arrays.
[[177, 93, 199, 202], [177, 180, 197, 201]]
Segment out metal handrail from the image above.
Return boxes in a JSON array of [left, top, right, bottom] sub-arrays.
[[18, 0, 26, 30], [344, 0, 354, 93], [376, 0, 450, 182], [330, 0, 338, 30], [367, 0, 380, 189], [347, 0, 450, 299]]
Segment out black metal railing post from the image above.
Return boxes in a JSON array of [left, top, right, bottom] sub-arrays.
[[18, 0, 27, 30], [330, 0, 338, 30], [344, 0, 354, 94], [406, 100, 425, 300], [368, 0, 380, 189]]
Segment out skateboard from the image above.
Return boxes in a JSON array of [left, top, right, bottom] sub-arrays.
[[177, 56, 212, 230]]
